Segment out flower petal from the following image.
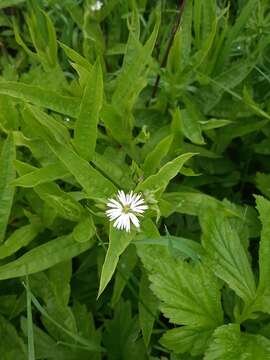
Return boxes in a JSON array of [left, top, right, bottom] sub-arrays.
[[106, 209, 122, 220], [107, 198, 122, 209], [129, 213, 140, 228], [132, 205, 148, 214], [117, 190, 128, 206]]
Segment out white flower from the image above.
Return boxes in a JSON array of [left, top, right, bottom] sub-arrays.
[[90, 0, 103, 11], [106, 190, 148, 232]]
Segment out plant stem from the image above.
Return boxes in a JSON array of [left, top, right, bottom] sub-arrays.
[[150, 0, 186, 102]]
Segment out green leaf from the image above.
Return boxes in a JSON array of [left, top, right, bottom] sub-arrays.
[[139, 271, 158, 347], [137, 244, 223, 327], [25, 276, 35, 360], [12, 162, 68, 188], [0, 314, 27, 359], [101, 103, 131, 144], [135, 235, 204, 261], [0, 133, 16, 242], [161, 326, 213, 356], [112, 8, 160, 113], [42, 10, 58, 68], [179, 99, 205, 145], [255, 173, 270, 199], [46, 138, 117, 198], [204, 324, 270, 360], [103, 300, 147, 360], [136, 152, 195, 192], [92, 152, 135, 190], [143, 135, 173, 177], [0, 234, 94, 280], [256, 196, 270, 293], [0, 0, 25, 9], [111, 245, 137, 306], [26, 289, 102, 352], [200, 119, 232, 130], [253, 196, 270, 314], [167, 0, 192, 72], [0, 81, 79, 117], [161, 191, 222, 217], [200, 207, 256, 303], [216, 0, 259, 72], [73, 215, 96, 243], [15, 160, 84, 222], [59, 41, 92, 70], [0, 223, 41, 259], [98, 226, 134, 298], [25, 106, 70, 145], [74, 59, 103, 160]]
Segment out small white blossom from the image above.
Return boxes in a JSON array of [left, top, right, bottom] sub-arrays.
[[106, 190, 148, 232], [90, 0, 103, 11]]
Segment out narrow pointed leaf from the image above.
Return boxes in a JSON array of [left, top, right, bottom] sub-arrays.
[[0, 133, 16, 242], [74, 59, 103, 160], [98, 226, 134, 298]]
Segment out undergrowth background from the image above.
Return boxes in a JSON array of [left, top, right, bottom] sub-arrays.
[[0, 0, 270, 359]]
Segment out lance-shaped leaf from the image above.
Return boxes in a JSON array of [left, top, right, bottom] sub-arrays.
[[136, 152, 195, 192], [74, 59, 103, 160], [98, 226, 134, 298], [0, 223, 41, 259], [46, 138, 116, 198], [0, 133, 16, 242], [0, 234, 94, 280], [12, 162, 68, 188], [142, 135, 173, 177], [0, 81, 80, 117]]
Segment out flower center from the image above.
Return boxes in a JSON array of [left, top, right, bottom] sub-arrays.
[[122, 205, 131, 214]]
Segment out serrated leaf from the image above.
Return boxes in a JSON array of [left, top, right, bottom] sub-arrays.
[[255, 173, 270, 199], [253, 196, 270, 314], [74, 59, 103, 160], [161, 326, 213, 356], [137, 244, 223, 327], [0, 133, 16, 242], [200, 207, 256, 303], [256, 196, 270, 293], [204, 324, 270, 360]]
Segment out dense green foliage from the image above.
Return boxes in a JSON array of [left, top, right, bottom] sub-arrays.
[[0, 0, 270, 358]]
